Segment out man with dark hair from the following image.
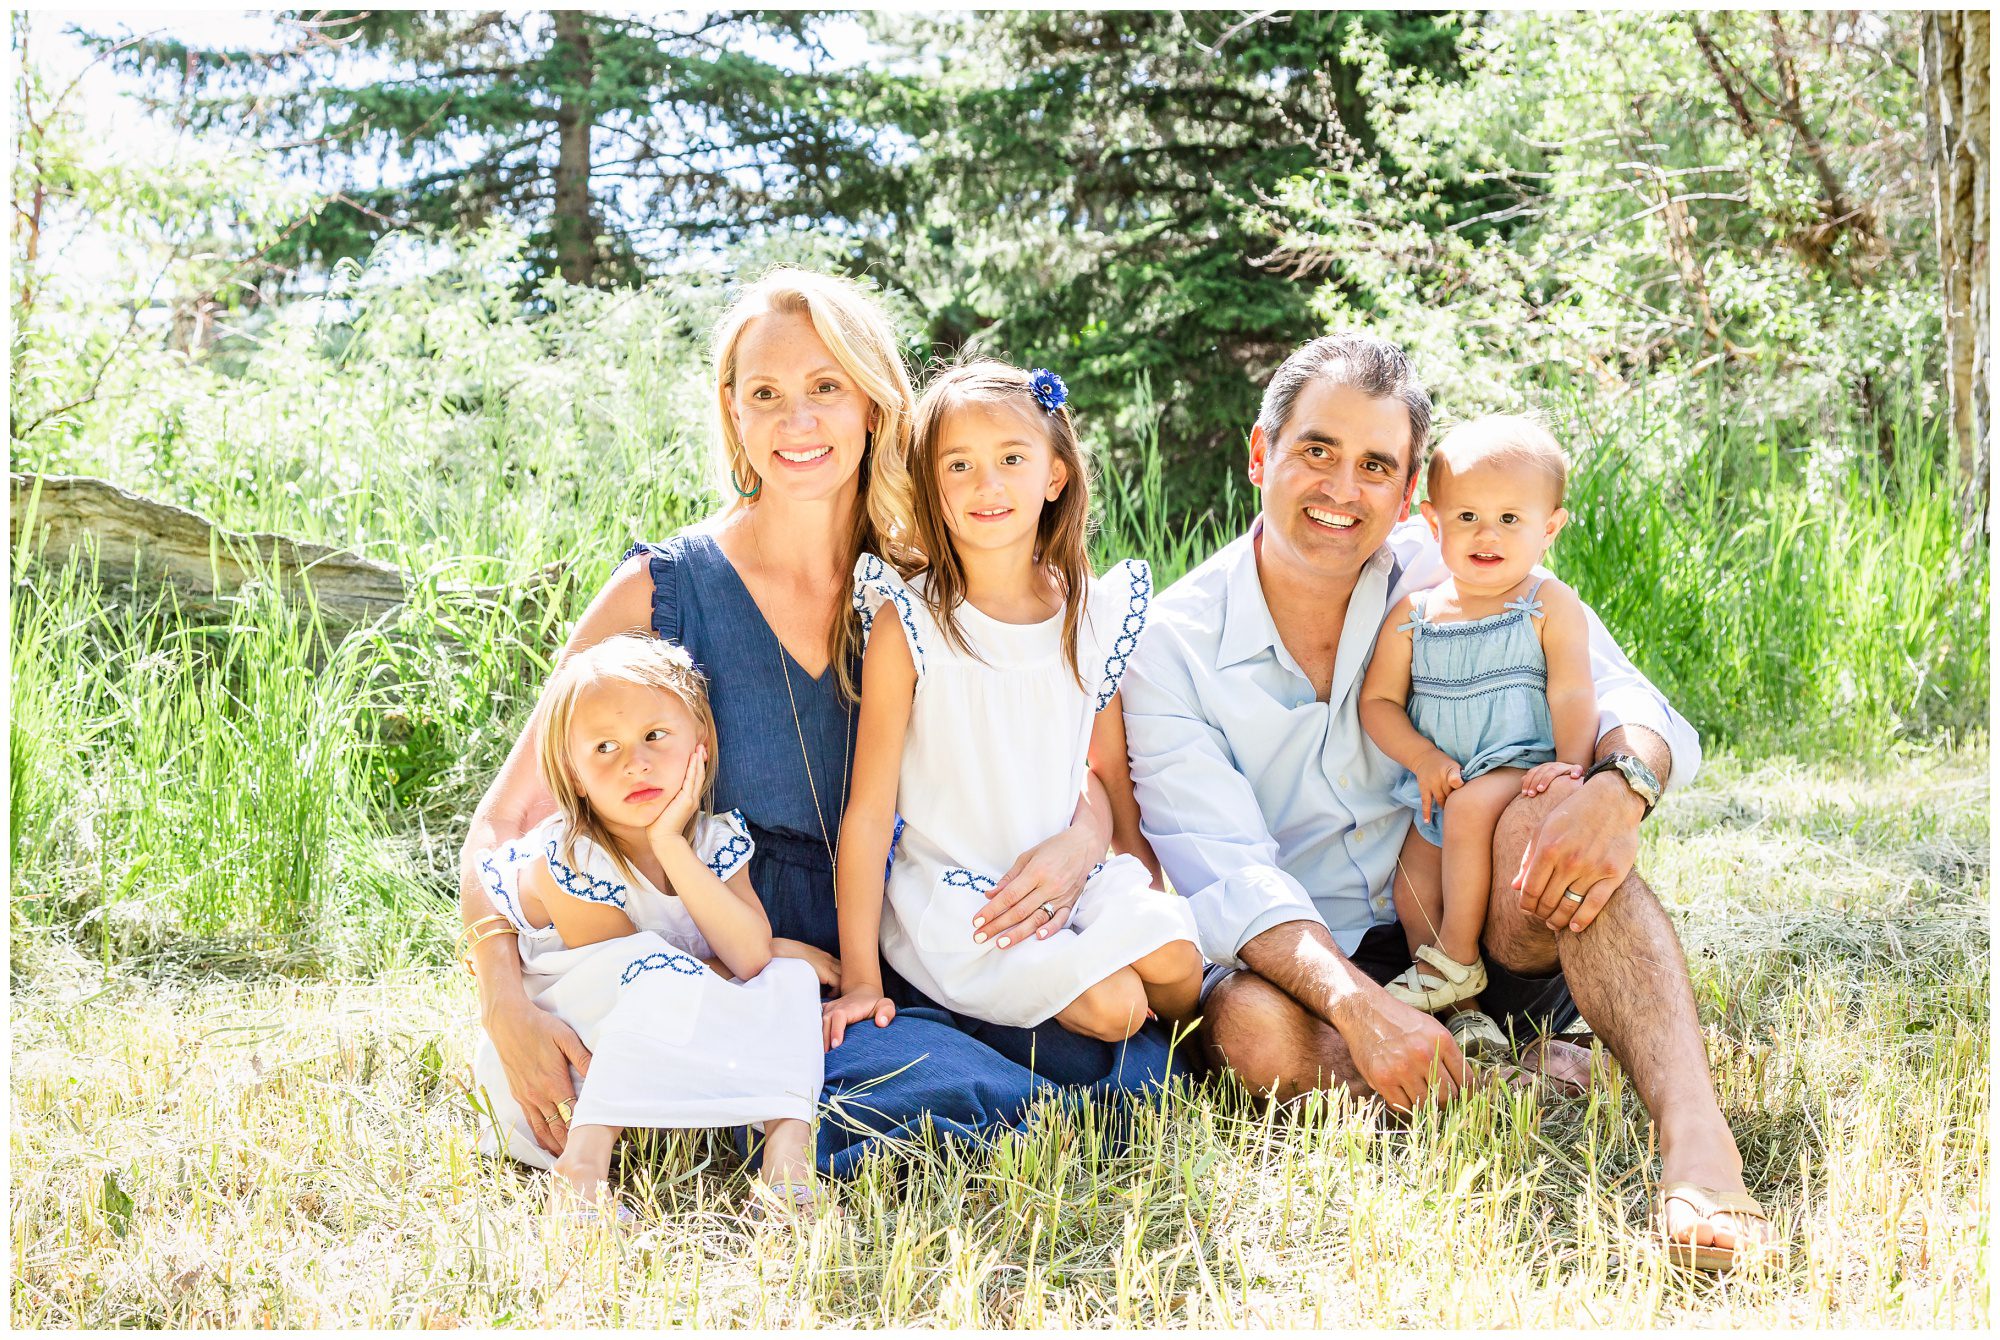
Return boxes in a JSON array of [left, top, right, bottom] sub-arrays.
[[1122, 332, 1775, 1270]]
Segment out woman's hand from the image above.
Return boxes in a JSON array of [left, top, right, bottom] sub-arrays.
[[971, 822, 1099, 949], [773, 938, 841, 990], [650, 745, 709, 842], [1415, 749, 1465, 824], [1520, 760, 1584, 797], [822, 987, 895, 1049], [484, 991, 594, 1156]]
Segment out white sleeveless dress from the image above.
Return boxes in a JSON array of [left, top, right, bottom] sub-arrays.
[[469, 810, 824, 1171], [854, 554, 1201, 1029]]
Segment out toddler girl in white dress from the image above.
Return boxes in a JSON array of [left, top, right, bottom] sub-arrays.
[[469, 634, 825, 1218], [825, 360, 1203, 1046]]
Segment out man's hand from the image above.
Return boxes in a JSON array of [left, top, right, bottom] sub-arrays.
[[772, 938, 841, 990], [485, 992, 593, 1156], [821, 987, 895, 1049], [1414, 749, 1464, 824], [1512, 772, 1644, 933], [972, 822, 1098, 948], [1337, 988, 1467, 1112]]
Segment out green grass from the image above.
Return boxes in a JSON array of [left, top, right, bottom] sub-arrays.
[[6, 253, 1989, 1326], [10, 750, 1986, 1327]]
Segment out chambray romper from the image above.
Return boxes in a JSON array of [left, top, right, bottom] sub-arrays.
[[624, 532, 1181, 1177], [1391, 578, 1559, 848]]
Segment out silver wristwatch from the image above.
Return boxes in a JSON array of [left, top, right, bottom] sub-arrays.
[[1583, 751, 1662, 818]]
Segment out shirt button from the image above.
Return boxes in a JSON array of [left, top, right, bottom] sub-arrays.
[[1338, 775, 1351, 789]]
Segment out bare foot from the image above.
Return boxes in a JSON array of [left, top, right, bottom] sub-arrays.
[[1514, 1036, 1616, 1099]]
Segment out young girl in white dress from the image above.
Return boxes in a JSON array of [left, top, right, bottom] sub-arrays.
[[825, 360, 1203, 1045], [469, 634, 826, 1218]]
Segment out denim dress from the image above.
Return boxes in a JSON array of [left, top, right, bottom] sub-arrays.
[[624, 531, 1181, 1176], [1391, 578, 1559, 847]]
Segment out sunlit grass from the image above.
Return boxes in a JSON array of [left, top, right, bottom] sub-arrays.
[[10, 750, 1986, 1327]]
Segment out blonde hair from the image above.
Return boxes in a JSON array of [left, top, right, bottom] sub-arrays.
[[905, 359, 1095, 688], [709, 266, 920, 700], [1426, 413, 1570, 508], [532, 634, 719, 885]]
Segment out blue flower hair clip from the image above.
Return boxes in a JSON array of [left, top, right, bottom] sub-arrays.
[[1028, 368, 1068, 414]]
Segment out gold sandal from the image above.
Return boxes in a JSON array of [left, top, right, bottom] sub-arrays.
[[1657, 1181, 1778, 1271]]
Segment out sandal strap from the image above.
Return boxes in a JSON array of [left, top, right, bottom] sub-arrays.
[[1660, 1181, 1769, 1223], [1413, 944, 1478, 984]]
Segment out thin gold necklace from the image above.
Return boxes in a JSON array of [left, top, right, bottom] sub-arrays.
[[748, 512, 853, 876]]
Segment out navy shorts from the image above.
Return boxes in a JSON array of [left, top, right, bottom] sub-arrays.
[[1198, 921, 1580, 1045]]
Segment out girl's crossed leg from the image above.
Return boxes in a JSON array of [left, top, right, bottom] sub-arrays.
[[1056, 940, 1204, 1042]]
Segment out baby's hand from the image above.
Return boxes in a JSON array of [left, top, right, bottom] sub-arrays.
[[773, 938, 841, 990], [650, 745, 709, 842], [1415, 750, 1465, 823], [1520, 761, 1585, 797]]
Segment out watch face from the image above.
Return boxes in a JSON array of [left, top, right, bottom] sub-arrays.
[[1616, 755, 1661, 802]]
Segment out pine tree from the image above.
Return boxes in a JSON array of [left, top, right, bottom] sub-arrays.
[[90, 10, 865, 288]]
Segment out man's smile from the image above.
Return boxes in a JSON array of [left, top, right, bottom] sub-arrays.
[[1304, 506, 1360, 530]]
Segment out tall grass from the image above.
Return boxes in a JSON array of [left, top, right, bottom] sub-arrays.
[[6, 253, 1987, 954]]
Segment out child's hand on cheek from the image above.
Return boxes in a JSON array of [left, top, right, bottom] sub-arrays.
[[651, 745, 708, 842]]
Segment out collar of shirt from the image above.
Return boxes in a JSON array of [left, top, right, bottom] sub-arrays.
[[1212, 516, 1405, 699]]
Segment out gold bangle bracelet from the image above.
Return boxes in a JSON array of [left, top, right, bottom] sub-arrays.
[[453, 913, 515, 960], [461, 923, 520, 976]]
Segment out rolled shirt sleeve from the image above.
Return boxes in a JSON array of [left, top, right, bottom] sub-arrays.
[[1121, 620, 1327, 969]]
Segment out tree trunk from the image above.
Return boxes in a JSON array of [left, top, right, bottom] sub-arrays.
[[1922, 11, 1990, 532], [10, 473, 568, 631], [550, 9, 598, 287]]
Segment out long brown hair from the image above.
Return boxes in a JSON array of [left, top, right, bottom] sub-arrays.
[[905, 360, 1094, 688], [532, 634, 719, 886], [710, 267, 919, 701]]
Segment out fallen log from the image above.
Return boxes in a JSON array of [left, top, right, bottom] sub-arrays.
[[9, 472, 568, 628]]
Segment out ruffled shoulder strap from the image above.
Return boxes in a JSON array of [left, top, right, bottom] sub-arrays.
[[542, 825, 632, 910], [852, 551, 931, 674], [1088, 558, 1153, 711], [693, 808, 756, 883], [620, 535, 689, 643]]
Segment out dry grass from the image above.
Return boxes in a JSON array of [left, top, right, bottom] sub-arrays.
[[10, 748, 1988, 1328]]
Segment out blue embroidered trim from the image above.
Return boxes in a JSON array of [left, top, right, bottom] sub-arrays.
[[1093, 561, 1151, 711], [854, 554, 926, 673], [479, 854, 526, 932], [942, 868, 998, 894], [620, 951, 705, 984], [620, 541, 652, 566], [545, 839, 628, 908], [1411, 663, 1550, 692], [884, 814, 906, 884], [705, 809, 754, 880]]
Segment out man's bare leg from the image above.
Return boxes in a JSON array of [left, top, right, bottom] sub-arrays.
[[1486, 785, 1771, 1256], [1199, 968, 1366, 1102]]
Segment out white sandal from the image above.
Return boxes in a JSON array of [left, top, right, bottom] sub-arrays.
[[1383, 944, 1488, 1011], [1445, 1008, 1511, 1061]]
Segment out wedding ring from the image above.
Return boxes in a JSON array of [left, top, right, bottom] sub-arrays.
[[1038, 901, 1058, 919], [1561, 889, 1586, 903], [555, 1099, 574, 1123]]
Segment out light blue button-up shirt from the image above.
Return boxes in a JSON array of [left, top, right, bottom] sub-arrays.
[[1123, 519, 1701, 967]]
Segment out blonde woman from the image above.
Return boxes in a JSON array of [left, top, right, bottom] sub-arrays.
[[459, 268, 1179, 1184]]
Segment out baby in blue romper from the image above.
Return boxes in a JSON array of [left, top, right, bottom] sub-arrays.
[[1359, 415, 1598, 1059]]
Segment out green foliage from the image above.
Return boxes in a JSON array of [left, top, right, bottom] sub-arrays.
[[1260, 12, 1940, 443], [86, 10, 877, 288], [829, 10, 1466, 515]]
